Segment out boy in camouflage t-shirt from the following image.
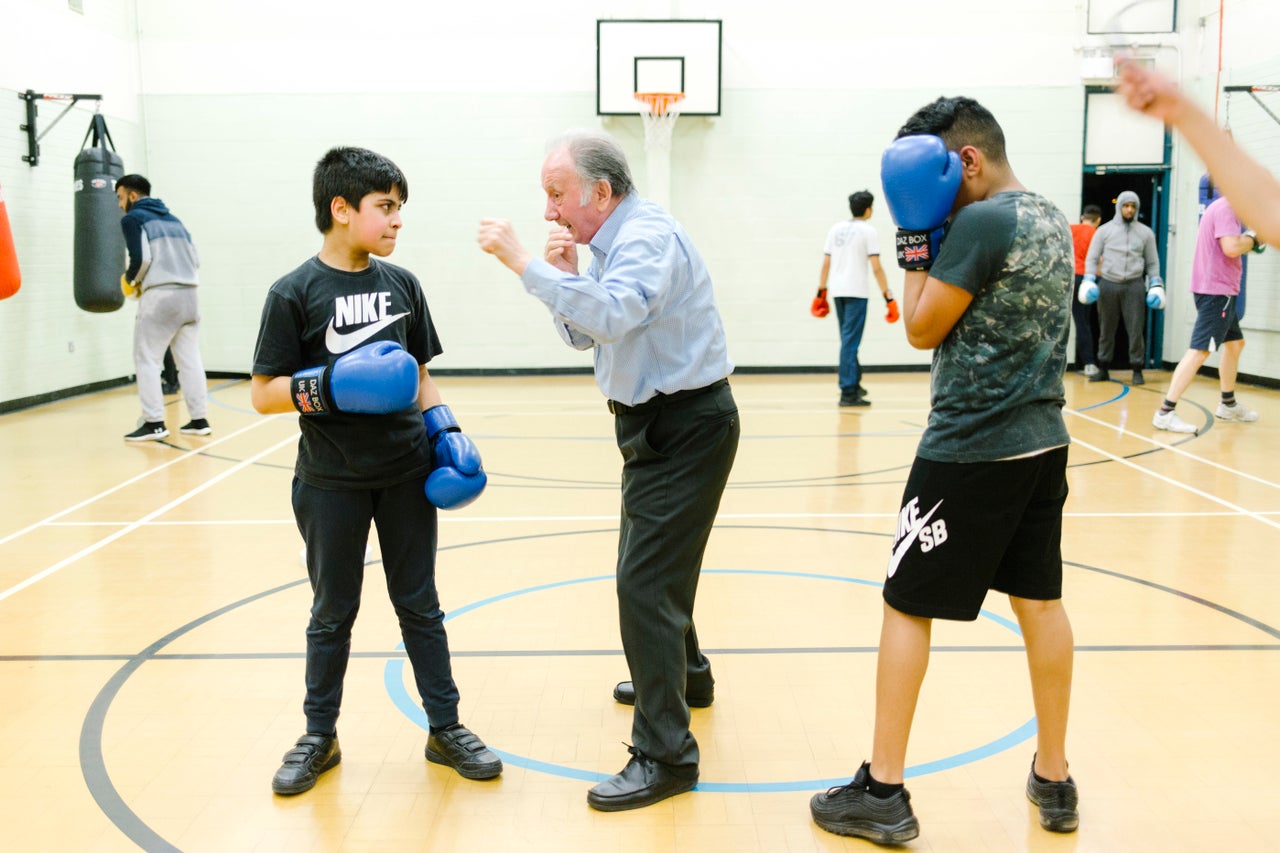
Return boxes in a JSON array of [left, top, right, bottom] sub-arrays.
[[921, 191, 1072, 462], [810, 97, 1079, 846]]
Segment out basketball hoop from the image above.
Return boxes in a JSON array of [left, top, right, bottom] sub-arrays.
[[635, 92, 685, 155]]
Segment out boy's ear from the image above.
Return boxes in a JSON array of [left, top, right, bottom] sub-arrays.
[[331, 196, 352, 226]]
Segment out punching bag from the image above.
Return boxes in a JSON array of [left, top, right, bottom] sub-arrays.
[[0, 180, 19, 300], [73, 114, 125, 313]]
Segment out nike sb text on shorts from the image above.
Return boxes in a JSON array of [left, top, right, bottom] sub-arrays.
[[1188, 293, 1243, 352], [883, 447, 1069, 621]]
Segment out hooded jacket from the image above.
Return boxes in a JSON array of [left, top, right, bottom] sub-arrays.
[[120, 196, 199, 291], [1083, 190, 1161, 286]]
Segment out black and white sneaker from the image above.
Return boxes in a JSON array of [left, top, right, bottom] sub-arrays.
[[124, 421, 169, 441], [179, 419, 212, 436]]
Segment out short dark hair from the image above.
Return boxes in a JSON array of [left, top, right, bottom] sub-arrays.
[[1082, 204, 1102, 219], [897, 96, 1007, 166], [312, 147, 408, 233], [117, 174, 151, 196], [848, 191, 874, 217]]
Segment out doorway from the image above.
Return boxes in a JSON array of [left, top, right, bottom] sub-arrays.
[[1079, 168, 1168, 369]]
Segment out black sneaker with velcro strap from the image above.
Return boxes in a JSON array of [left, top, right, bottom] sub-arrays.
[[271, 733, 341, 795], [426, 724, 503, 780]]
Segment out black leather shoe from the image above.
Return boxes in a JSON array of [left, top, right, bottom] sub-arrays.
[[1087, 369, 1110, 383], [612, 680, 713, 708], [1130, 370, 1145, 385], [426, 724, 503, 779], [587, 746, 698, 811], [272, 733, 340, 795]]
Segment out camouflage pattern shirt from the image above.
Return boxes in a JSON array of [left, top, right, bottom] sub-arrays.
[[918, 191, 1072, 463]]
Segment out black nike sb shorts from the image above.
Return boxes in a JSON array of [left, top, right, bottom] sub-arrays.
[[882, 447, 1069, 621]]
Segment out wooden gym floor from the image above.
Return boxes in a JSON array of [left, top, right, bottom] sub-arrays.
[[1, 370, 1278, 852]]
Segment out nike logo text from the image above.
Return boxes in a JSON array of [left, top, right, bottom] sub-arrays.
[[324, 292, 408, 354], [886, 497, 944, 579]]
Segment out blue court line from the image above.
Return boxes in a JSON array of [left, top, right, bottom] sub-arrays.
[[1073, 385, 1214, 438], [383, 568, 1032, 793], [1075, 383, 1129, 411], [73, 522, 1280, 843]]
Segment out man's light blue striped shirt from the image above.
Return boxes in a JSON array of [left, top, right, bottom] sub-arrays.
[[521, 194, 733, 406]]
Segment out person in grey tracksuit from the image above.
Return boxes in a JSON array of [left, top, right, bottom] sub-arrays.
[[116, 174, 211, 440], [1083, 190, 1162, 384]]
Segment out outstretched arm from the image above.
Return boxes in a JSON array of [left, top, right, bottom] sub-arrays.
[[1117, 61, 1280, 244]]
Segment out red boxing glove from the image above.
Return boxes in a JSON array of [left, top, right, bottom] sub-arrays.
[[811, 288, 830, 318], [884, 295, 900, 323]]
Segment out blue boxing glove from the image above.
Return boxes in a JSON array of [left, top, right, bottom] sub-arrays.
[[881, 135, 962, 271], [291, 341, 418, 415], [1145, 277, 1166, 310], [1077, 275, 1099, 305], [423, 405, 487, 509]]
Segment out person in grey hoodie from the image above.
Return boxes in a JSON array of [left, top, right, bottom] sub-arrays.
[[1080, 190, 1162, 385], [116, 174, 211, 440]]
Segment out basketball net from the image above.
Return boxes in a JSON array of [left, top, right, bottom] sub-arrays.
[[636, 92, 684, 152], [636, 92, 684, 209]]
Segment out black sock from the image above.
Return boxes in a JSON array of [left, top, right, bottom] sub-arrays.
[[866, 770, 904, 799], [1222, 391, 1236, 407], [430, 722, 462, 735], [1160, 398, 1176, 414]]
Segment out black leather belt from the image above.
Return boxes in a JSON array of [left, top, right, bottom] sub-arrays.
[[607, 379, 727, 416]]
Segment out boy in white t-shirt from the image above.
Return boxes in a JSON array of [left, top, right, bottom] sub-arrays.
[[819, 191, 895, 406]]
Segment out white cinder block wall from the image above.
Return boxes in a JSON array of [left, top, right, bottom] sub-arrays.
[[1, 0, 1276, 408]]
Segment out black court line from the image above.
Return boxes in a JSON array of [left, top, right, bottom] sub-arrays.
[[1071, 560, 1280, 639], [78, 578, 307, 853], [7, 643, 1278, 666]]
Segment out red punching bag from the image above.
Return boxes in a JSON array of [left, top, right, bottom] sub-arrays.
[[0, 180, 19, 300]]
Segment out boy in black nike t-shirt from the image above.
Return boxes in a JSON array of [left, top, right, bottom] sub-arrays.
[[251, 147, 501, 796]]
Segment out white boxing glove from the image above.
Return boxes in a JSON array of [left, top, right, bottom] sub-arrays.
[[1077, 276, 1099, 305]]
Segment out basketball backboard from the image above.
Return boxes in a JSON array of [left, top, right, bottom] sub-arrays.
[[596, 19, 722, 116], [1087, 0, 1175, 35]]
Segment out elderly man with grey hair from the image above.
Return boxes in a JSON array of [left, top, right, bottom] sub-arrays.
[[477, 130, 740, 812]]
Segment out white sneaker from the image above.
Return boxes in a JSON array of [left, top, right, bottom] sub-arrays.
[[1082, 364, 1100, 377], [1152, 409, 1197, 434], [1215, 402, 1259, 422]]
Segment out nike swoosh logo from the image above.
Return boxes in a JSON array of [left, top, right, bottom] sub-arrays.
[[886, 499, 943, 579], [325, 312, 409, 354]]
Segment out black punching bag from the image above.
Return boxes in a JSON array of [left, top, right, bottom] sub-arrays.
[[73, 114, 125, 313]]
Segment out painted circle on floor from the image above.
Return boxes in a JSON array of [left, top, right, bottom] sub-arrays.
[[384, 564, 1037, 793]]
